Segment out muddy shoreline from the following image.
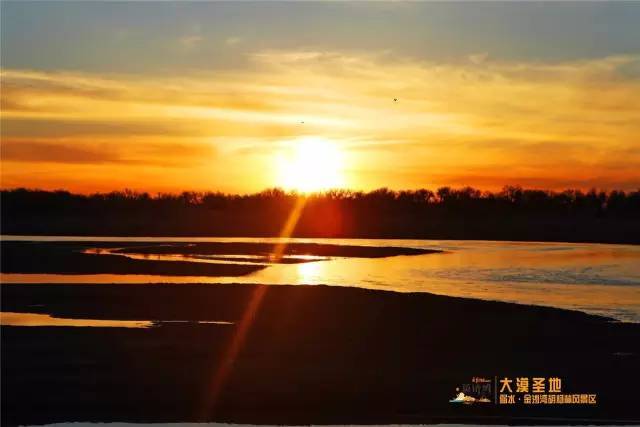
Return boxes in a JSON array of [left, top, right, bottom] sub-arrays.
[[1, 241, 439, 277], [2, 283, 639, 425]]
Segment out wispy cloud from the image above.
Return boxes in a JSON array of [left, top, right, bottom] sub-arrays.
[[225, 36, 241, 46], [1, 139, 216, 167], [2, 50, 639, 191], [178, 35, 204, 50]]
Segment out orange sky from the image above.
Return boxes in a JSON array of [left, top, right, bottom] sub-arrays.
[[2, 3, 639, 193]]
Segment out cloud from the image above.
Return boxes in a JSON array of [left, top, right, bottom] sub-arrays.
[[179, 35, 204, 50], [2, 141, 121, 164], [1, 139, 216, 167], [1, 50, 639, 191], [225, 36, 242, 46], [468, 52, 489, 65]]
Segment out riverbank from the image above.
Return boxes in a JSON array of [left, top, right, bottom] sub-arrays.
[[2, 283, 639, 425], [0, 241, 438, 276]]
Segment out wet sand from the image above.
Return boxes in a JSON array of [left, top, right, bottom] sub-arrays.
[[112, 241, 436, 258], [1, 241, 438, 276], [2, 283, 639, 426]]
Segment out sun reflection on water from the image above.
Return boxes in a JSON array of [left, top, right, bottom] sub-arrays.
[[296, 261, 324, 284]]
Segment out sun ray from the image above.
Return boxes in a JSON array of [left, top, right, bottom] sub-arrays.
[[199, 195, 307, 419]]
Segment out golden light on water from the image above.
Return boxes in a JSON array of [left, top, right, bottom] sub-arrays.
[[296, 260, 323, 284], [276, 137, 345, 192]]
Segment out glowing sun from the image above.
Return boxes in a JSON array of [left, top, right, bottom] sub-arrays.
[[277, 137, 344, 192]]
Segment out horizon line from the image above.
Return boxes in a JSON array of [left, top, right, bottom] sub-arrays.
[[2, 185, 638, 197]]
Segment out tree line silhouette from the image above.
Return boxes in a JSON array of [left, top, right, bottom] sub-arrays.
[[2, 187, 639, 243]]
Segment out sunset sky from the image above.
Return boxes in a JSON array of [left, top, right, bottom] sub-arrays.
[[1, 2, 639, 193]]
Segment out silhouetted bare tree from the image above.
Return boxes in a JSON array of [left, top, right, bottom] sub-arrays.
[[2, 186, 639, 242]]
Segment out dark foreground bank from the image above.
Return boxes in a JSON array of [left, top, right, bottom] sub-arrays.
[[2, 283, 640, 425]]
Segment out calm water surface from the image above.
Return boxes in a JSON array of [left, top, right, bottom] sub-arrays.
[[0, 312, 233, 328], [2, 236, 640, 322]]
